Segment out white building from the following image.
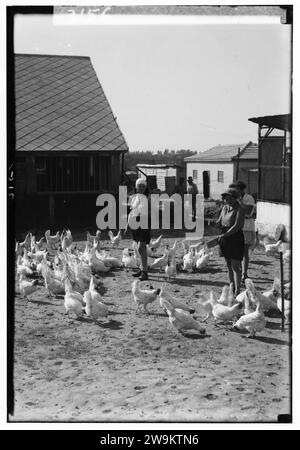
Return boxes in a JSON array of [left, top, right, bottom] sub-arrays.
[[136, 163, 184, 194], [248, 114, 291, 241], [184, 142, 258, 200]]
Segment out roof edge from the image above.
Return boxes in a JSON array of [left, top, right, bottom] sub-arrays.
[[14, 53, 91, 60]]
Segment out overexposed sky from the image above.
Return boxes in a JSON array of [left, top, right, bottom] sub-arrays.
[[14, 14, 291, 152]]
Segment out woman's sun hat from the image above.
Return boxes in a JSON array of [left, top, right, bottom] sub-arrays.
[[221, 188, 239, 199]]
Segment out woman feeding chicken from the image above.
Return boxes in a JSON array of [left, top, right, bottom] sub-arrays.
[[127, 178, 151, 281], [216, 188, 245, 296]]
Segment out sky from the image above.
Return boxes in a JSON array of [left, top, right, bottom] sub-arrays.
[[13, 14, 291, 153]]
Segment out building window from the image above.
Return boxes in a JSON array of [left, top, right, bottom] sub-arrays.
[[192, 170, 198, 180], [217, 171, 224, 183]]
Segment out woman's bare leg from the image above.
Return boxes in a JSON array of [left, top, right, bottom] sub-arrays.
[[231, 259, 242, 295]]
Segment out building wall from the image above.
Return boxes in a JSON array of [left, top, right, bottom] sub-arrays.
[[233, 160, 258, 195], [186, 162, 234, 199], [15, 152, 124, 229], [257, 201, 291, 241], [138, 167, 178, 191]]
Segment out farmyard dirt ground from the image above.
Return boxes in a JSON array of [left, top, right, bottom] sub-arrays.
[[10, 235, 291, 423]]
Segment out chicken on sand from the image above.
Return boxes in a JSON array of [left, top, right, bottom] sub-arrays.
[[160, 298, 205, 335], [232, 278, 267, 338], [132, 280, 160, 314]]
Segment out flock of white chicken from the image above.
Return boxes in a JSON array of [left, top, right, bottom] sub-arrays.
[[15, 229, 291, 337]]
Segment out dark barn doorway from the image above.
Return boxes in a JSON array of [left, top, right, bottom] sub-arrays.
[[202, 171, 210, 199]]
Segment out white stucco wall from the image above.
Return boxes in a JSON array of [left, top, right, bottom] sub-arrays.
[[186, 162, 234, 199], [257, 201, 291, 241], [138, 167, 177, 191]]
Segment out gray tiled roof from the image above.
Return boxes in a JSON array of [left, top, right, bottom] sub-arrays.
[[15, 54, 128, 152], [184, 142, 257, 162]]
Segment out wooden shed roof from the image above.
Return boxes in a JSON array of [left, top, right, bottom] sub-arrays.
[[248, 114, 291, 131], [15, 54, 129, 152]]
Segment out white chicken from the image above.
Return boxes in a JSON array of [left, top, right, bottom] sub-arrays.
[[16, 255, 34, 278], [150, 234, 163, 251], [122, 248, 139, 269], [165, 256, 177, 279], [150, 249, 168, 271], [64, 276, 84, 320], [245, 279, 280, 312], [96, 250, 123, 269], [18, 274, 39, 301], [87, 230, 101, 244], [30, 235, 46, 252], [41, 257, 65, 297], [132, 280, 160, 314], [108, 230, 121, 248], [61, 230, 73, 252], [197, 292, 214, 322], [161, 299, 205, 335], [159, 284, 195, 314], [195, 251, 213, 270], [89, 249, 110, 273], [83, 276, 109, 323], [182, 248, 194, 272], [165, 241, 177, 259], [207, 288, 242, 326], [45, 230, 61, 249], [218, 285, 230, 306], [16, 233, 32, 254], [262, 277, 281, 304], [276, 283, 291, 324], [243, 290, 256, 315], [232, 281, 266, 338], [21, 249, 33, 269], [263, 238, 282, 257]]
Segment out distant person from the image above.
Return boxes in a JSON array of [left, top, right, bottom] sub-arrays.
[[173, 177, 186, 197], [187, 176, 198, 221], [229, 181, 256, 282], [127, 178, 151, 281], [216, 188, 245, 296]]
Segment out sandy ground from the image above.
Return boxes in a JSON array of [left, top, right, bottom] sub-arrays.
[[10, 235, 291, 423]]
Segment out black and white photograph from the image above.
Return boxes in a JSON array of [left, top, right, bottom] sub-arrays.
[[6, 2, 296, 427]]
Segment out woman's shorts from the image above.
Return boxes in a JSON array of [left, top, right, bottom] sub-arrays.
[[220, 229, 245, 261]]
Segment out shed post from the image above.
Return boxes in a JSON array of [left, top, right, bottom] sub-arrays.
[[235, 147, 241, 181]]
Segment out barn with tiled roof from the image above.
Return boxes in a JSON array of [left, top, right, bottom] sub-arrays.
[[14, 54, 128, 228]]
